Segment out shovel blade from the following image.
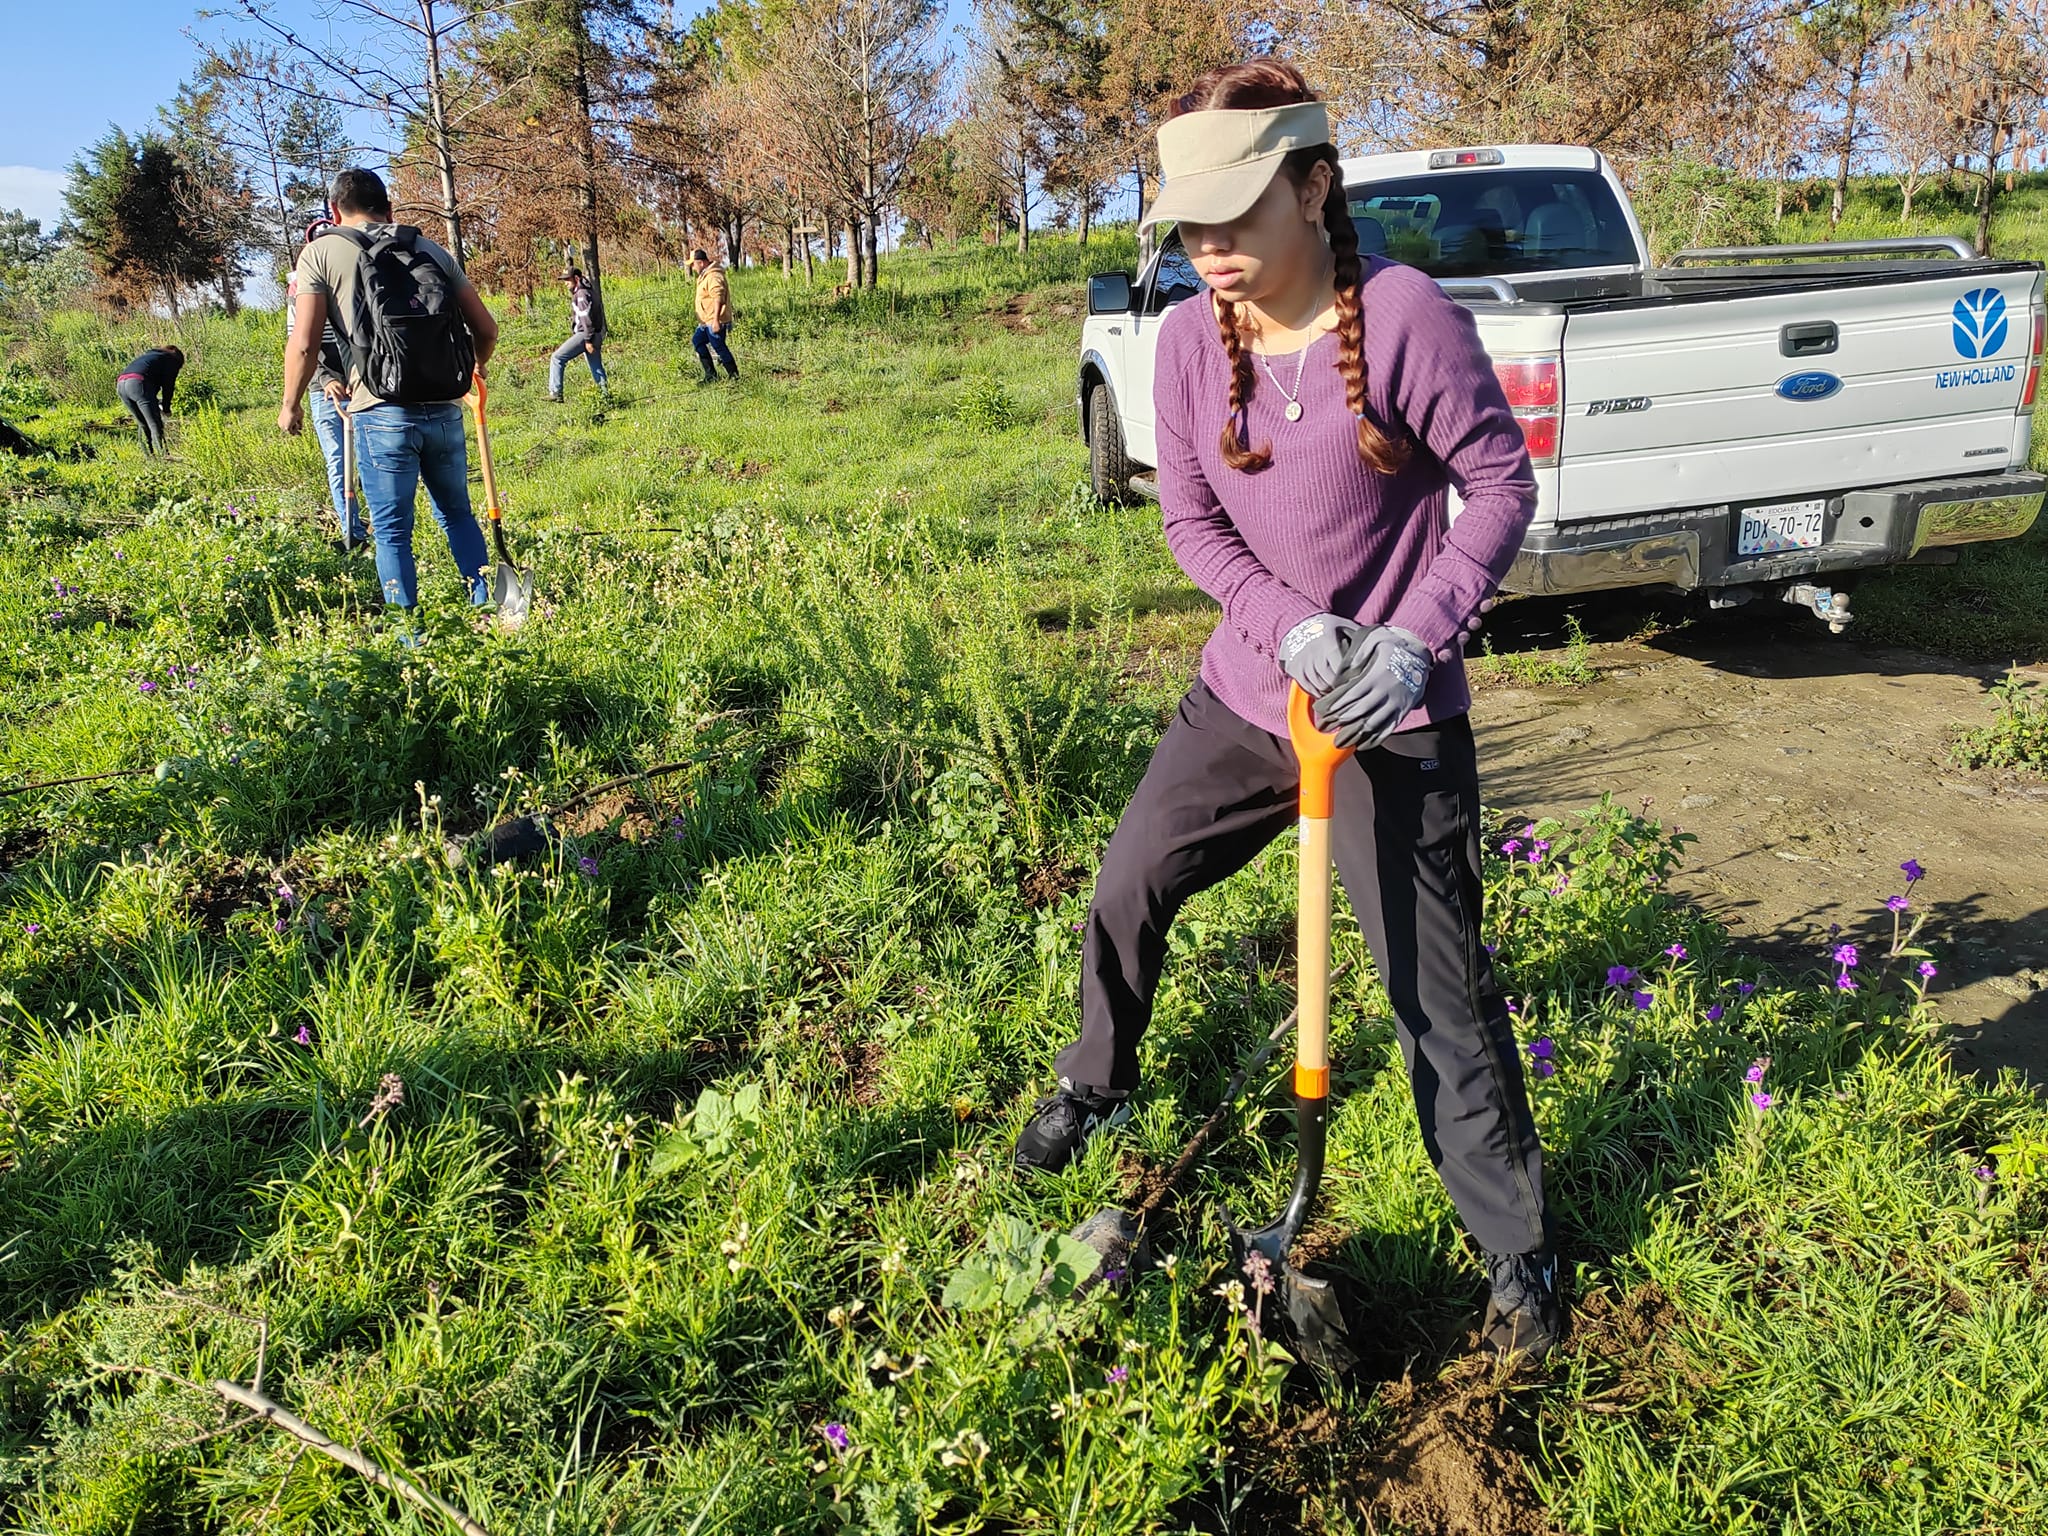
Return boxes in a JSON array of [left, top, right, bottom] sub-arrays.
[[493, 561, 534, 629]]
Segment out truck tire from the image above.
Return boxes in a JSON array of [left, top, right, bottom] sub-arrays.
[[1088, 382, 1134, 505]]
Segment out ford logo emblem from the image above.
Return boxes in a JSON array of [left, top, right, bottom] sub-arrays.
[[1776, 370, 1843, 402]]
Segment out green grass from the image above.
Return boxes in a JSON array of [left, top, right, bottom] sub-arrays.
[[0, 235, 2045, 1535]]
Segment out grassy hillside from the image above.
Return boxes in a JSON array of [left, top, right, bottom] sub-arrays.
[[0, 237, 2044, 1535]]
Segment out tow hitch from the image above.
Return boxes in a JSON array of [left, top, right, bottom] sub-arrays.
[[1783, 582, 1852, 633]]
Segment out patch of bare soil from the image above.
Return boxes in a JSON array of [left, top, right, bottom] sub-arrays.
[[1471, 598, 2048, 1085], [1019, 853, 1085, 909], [1240, 1361, 1559, 1536], [560, 789, 659, 843]]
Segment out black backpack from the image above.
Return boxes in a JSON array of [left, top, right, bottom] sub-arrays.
[[331, 225, 475, 404]]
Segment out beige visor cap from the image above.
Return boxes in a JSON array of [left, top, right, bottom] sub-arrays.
[[1140, 102, 1332, 233]]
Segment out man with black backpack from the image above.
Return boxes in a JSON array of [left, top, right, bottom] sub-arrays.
[[278, 168, 499, 612]]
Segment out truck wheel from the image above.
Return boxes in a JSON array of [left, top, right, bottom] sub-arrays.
[[1088, 383, 1133, 505]]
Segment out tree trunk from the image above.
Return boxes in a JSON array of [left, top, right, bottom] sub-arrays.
[[782, 223, 794, 278], [1829, 51, 1865, 235], [218, 268, 240, 316], [418, 0, 466, 266], [1901, 179, 1914, 221], [801, 219, 814, 282], [863, 215, 879, 288], [1774, 173, 1785, 224], [568, 13, 604, 310], [845, 215, 864, 287], [1017, 146, 1030, 253], [1079, 190, 1091, 247], [1976, 160, 1997, 256]]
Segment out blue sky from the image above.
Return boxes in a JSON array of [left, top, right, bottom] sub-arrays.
[[0, 0, 976, 233], [0, 2, 205, 226]]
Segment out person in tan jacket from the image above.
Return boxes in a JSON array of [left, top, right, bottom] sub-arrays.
[[690, 249, 738, 383]]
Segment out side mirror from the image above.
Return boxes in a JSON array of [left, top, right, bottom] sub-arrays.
[[1088, 272, 1134, 315]]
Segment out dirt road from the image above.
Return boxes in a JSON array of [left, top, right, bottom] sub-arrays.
[[1471, 597, 2048, 1085]]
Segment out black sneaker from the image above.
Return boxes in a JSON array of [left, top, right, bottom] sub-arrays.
[[1012, 1084, 1132, 1173], [1481, 1248, 1567, 1362]]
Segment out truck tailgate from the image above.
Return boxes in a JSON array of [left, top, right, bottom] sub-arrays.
[[1555, 267, 2042, 522]]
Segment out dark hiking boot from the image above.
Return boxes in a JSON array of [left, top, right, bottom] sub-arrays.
[[1012, 1083, 1132, 1174], [1481, 1248, 1567, 1363]]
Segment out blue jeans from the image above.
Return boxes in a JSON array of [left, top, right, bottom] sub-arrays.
[[549, 334, 607, 395], [309, 390, 367, 545], [352, 402, 491, 609], [692, 325, 737, 378]]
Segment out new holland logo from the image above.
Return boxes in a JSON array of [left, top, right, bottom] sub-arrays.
[[1953, 288, 2008, 359]]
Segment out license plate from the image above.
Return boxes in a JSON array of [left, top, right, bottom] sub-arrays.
[[1736, 499, 1827, 556]]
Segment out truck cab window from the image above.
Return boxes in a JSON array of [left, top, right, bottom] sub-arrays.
[[1348, 169, 1635, 277], [1147, 236, 1202, 312]]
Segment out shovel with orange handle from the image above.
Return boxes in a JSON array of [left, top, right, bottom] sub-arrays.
[[464, 372, 532, 629], [1224, 680, 1357, 1370]]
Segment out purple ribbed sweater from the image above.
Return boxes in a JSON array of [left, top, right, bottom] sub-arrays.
[[1154, 256, 1537, 738]]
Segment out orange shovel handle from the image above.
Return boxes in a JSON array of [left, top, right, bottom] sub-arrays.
[[1286, 682, 1353, 818]]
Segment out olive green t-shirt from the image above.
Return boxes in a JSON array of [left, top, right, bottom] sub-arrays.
[[294, 224, 474, 410]]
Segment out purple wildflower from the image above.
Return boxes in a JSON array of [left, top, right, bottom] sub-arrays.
[[1551, 873, 1570, 894], [1101, 1267, 1127, 1284], [1483, 942, 1498, 956], [1632, 990, 1655, 1011], [1745, 1059, 1769, 1084], [273, 918, 288, 934], [1607, 965, 1637, 988], [1828, 922, 1841, 939], [1528, 1037, 1554, 1060], [1737, 981, 1757, 996], [1886, 895, 1910, 913], [1901, 859, 1925, 882], [1529, 839, 1551, 865], [577, 856, 599, 877], [294, 1024, 312, 1047], [1106, 1365, 1129, 1385], [1918, 961, 1938, 979], [822, 1423, 851, 1452], [138, 679, 157, 694], [1833, 943, 1859, 969], [1836, 974, 1858, 993], [1705, 1004, 1725, 1023], [1667, 943, 1688, 959], [1501, 839, 1523, 858], [1534, 1059, 1556, 1078], [276, 883, 296, 905], [1750, 1091, 1774, 1111], [1974, 1165, 1994, 1181], [23, 922, 42, 936]]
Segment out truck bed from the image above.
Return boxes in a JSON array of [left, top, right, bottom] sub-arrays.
[[1481, 259, 2044, 313]]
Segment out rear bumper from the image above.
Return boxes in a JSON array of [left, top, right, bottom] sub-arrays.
[[1503, 472, 2046, 597]]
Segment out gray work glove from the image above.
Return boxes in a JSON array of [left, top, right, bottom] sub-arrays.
[[1277, 612, 1363, 697], [1319, 625, 1433, 751]]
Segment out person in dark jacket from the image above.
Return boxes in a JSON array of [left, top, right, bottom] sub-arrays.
[[116, 345, 183, 457], [286, 219, 367, 547], [548, 267, 608, 400]]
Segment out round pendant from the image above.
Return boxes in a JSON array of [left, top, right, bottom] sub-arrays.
[[1284, 400, 1303, 422]]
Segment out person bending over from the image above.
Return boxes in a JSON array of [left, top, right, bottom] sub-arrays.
[[116, 344, 183, 457]]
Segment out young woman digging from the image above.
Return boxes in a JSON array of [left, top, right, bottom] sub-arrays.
[[1014, 61, 1561, 1360]]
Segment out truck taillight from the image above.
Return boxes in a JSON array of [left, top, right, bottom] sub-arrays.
[[1495, 355, 1561, 466], [2023, 301, 2045, 409]]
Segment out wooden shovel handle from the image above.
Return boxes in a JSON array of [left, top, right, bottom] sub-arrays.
[[464, 374, 502, 522], [1285, 683, 1353, 1100]]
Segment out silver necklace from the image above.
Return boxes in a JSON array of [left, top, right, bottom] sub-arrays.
[[1258, 342, 1312, 422]]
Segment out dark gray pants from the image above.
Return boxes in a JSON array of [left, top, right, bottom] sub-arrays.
[[1053, 681, 1551, 1257], [117, 376, 166, 456]]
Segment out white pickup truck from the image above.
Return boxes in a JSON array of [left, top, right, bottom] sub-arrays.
[[1078, 145, 2047, 628]]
